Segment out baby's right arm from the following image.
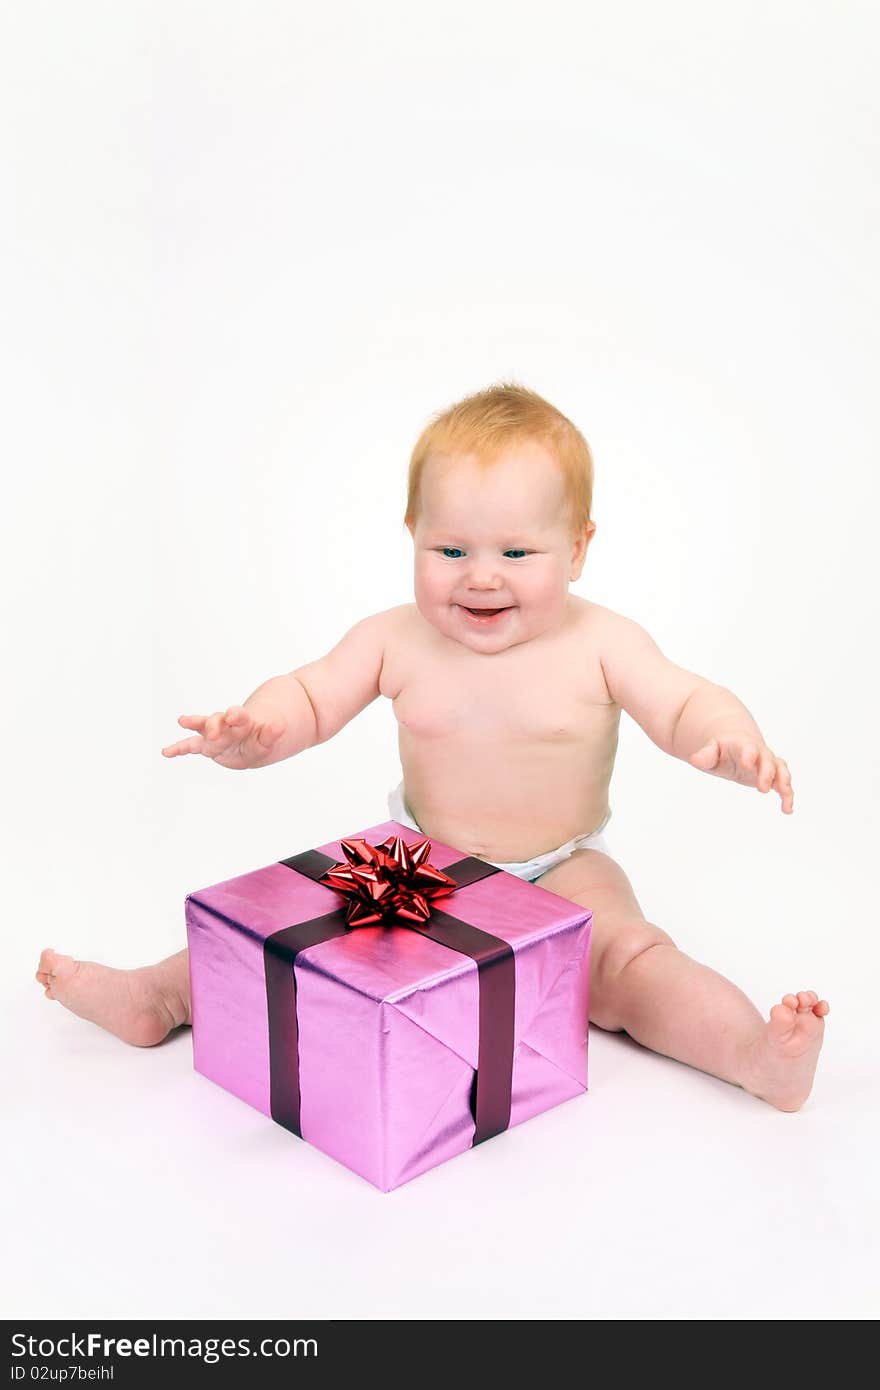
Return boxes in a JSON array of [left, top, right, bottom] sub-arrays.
[[161, 611, 389, 771]]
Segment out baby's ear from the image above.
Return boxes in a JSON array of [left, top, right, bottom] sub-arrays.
[[570, 521, 595, 579], [572, 519, 595, 561]]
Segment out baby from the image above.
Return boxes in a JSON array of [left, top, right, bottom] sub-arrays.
[[36, 382, 829, 1111]]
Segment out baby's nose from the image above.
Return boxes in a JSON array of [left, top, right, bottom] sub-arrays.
[[465, 565, 502, 588]]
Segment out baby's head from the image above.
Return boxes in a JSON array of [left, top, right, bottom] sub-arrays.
[[404, 382, 595, 652]]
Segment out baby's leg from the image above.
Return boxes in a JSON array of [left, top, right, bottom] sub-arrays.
[[534, 850, 829, 1112], [35, 947, 191, 1047]]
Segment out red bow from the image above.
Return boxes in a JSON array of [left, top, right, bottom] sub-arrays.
[[318, 834, 458, 928]]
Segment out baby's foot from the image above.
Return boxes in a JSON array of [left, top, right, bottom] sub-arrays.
[[35, 948, 190, 1047], [741, 991, 830, 1111]]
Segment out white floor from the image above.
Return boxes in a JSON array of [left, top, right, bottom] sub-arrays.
[[5, 955, 876, 1321], [5, 689, 876, 1321]]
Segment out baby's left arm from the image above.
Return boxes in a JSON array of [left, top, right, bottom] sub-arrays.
[[598, 611, 794, 813]]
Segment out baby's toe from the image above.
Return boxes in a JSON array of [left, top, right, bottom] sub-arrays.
[[38, 951, 79, 996], [769, 1001, 797, 1037], [36, 948, 57, 989], [782, 993, 799, 1011], [797, 991, 817, 1011]]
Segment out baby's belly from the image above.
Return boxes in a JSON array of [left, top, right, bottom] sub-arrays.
[[397, 728, 617, 863]]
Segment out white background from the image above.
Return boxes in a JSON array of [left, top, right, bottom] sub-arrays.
[[3, 0, 878, 1320]]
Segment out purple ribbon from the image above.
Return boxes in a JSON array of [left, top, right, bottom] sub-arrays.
[[264, 847, 515, 1145]]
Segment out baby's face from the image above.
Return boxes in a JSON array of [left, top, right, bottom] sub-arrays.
[[409, 440, 593, 654]]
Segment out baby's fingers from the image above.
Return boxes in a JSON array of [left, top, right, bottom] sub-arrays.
[[176, 713, 207, 733], [162, 715, 207, 756], [255, 719, 285, 748], [734, 741, 759, 777], [211, 706, 254, 745], [204, 710, 230, 742], [223, 705, 251, 730], [756, 746, 776, 793], [772, 757, 794, 814], [162, 733, 206, 758], [689, 739, 720, 771]]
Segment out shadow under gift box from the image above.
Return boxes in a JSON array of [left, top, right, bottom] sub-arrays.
[[185, 819, 592, 1193]]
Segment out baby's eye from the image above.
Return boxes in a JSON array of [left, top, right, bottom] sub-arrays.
[[435, 547, 532, 560]]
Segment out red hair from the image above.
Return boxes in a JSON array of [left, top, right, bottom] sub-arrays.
[[405, 381, 594, 539]]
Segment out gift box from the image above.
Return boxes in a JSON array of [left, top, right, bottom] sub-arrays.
[[184, 818, 592, 1192]]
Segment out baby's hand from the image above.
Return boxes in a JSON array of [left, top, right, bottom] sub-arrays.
[[689, 734, 794, 813], [161, 706, 286, 770]]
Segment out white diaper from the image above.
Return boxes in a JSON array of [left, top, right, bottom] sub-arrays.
[[386, 780, 612, 883]]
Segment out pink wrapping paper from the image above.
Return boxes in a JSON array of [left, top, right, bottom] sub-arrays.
[[185, 819, 592, 1192]]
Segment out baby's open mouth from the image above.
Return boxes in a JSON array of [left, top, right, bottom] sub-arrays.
[[459, 605, 513, 619]]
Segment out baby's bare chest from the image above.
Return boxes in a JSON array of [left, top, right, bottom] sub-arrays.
[[386, 633, 613, 745]]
